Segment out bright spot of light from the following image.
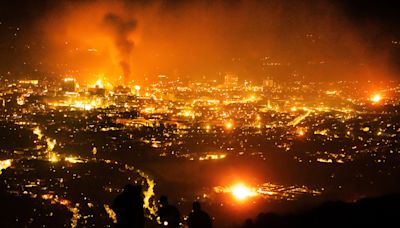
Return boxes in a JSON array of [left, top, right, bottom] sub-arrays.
[[297, 128, 305, 136], [48, 153, 59, 163], [371, 94, 382, 103], [230, 183, 258, 201], [95, 79, 104, 88], [33, 127, 43, 140], [65, 156, 84, 164], [0, 159, 12, 175], [225, 121, 233, 130]]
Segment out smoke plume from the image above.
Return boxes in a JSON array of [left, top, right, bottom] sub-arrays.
[[102, 13, 137, 83]]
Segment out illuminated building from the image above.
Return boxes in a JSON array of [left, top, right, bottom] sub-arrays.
[[134, 85, 141, 96], [89, 86, 106, 96], [262, 77, 274, 88], [114, 85, 131, 95], [224, 74, 239, 88], [18, 80, 39, 85], [62, 78, 77, 93]]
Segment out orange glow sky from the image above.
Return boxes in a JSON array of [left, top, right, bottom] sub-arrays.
[[29, 0, 399, 85]]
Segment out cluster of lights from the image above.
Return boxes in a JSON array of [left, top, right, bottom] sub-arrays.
[[198, 154, 227, 161]]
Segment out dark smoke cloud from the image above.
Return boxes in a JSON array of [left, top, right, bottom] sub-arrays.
[[103, 13, 137, 83]]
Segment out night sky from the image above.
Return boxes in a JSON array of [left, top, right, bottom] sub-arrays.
[[0, 0, 399, 83]]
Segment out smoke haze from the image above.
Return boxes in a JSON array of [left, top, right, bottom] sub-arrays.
[[2, 0, 399, 84]]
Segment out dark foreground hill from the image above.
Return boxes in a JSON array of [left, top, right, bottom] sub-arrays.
[[241, 194, 400, 228]]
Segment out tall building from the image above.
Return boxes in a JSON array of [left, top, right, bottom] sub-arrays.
[[224, 74, 239, 88], [62, 78, 76, 92]]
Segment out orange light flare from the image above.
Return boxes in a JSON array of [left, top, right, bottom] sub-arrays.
[[214, 183, 259, 202], [225, 121, 234, 130], [297, 128, 306, 137], [231, 183, 258, 201], [95, 79, 104, 88], [90, 76, 114, 89], [370, 93, 383, 104]]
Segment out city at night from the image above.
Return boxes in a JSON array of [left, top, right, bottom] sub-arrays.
[[0, 0, 399, 227]]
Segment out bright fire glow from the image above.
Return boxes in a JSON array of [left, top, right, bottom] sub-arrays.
[[65, 156, 84, 164], [33, 127, 43, 140], [63, 77, 75, 82], [48, 152, 60, 163], [371, 94, 382, 103], [230, 183, 258, 201], [95, 79, 104, 88], [0, 159, 12, 175], [297, 128, 305, 136], [225, 121, 233, 130]]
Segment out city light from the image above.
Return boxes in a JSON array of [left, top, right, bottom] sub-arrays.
[[65, 156, 84, 164]]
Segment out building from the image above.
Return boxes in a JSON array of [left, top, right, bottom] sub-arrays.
[[262, 77, 274, 88], [62, 78, 76, 92], [224, 74, 239, 88]]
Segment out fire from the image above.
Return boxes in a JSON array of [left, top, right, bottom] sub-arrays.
[[0, 159, 12, 175], [48, 152, 60, 163], [371, 94, 382, 103], [230, 183, 258, 201], [95, 79, 104, 88], [65, 156, 84, 164], [225, 121, 233, 130], [33, 127, 43, 140], [297, 128, 305, 136], [91, 77, 113, 89]]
